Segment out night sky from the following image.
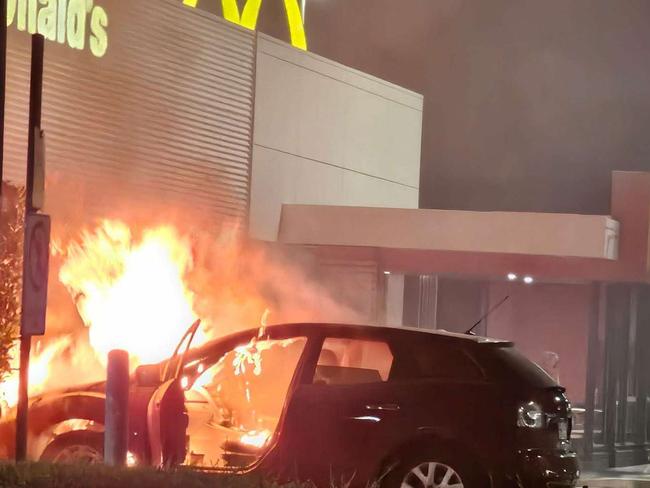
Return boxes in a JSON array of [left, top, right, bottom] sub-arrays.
[[199, 0, 650, 215]]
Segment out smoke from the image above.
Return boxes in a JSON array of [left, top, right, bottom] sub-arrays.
[[31, 173, 361, 392]]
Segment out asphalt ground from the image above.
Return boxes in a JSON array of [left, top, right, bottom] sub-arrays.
[[580, 466, 650, 487], [580, 481, 650, 488]]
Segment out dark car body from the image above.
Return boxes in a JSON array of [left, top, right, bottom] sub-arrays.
[[0, 323, 579, 487]]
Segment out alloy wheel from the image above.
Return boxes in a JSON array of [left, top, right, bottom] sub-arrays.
[[400, 461, 464, 488], [52, 444, 103, 464]]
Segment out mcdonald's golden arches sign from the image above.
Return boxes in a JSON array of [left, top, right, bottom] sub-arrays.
[[182, 0, 307, 50]]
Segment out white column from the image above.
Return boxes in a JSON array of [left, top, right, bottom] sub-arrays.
[[385, 274, 405, 326]]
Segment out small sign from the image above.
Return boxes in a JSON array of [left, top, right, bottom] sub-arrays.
[[20, 213, 51, 336]]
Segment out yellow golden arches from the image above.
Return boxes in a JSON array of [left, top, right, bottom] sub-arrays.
[[240, 0, 262, 28], [182, 0, 307, 50]]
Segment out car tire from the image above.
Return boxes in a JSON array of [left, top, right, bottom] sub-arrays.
[[40, 430, 104, 464], [381, 446, 482, 488]]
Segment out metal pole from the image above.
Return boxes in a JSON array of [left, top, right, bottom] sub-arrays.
[[25, 34, 43, 214], [13, 337, 30, 461], [15, 33, 45, 463], [105, 349, 129, 467], [1, 0, 8, 198]]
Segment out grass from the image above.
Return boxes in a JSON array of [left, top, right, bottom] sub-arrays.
[[0, 462, 297, 488]]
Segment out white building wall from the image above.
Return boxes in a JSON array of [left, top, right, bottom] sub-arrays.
[[249, 35, 423, 241]]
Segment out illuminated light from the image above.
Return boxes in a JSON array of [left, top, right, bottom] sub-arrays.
[[507, 273, 517, 281], [281, 0, 307, 50], [181, 376, 189, 389], [197, 363, 204, 374], [7, 0, 109, 58], [183, 0, 307, 50], [127, 451, 137, 467], [223, 0, 245, 23], [523, 276, 534, 285], [240, 0, 262, 28], [351, 416, 381, 423], [383, 271, 391, 275]]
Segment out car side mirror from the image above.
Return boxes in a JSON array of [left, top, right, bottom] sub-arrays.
[[135, 364, 162, 387]]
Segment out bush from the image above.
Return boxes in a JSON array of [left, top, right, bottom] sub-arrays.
[[0, 462, 300, 488], [0, 184, 25, 384]]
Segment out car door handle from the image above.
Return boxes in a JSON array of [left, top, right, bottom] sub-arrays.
[[365, 403, 400, 412]]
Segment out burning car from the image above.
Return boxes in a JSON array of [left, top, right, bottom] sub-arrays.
[[0, 322, 579, 488]]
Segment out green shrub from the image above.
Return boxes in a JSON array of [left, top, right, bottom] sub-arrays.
[[0, 184, 25, 385], [0, 462, 303, 488]]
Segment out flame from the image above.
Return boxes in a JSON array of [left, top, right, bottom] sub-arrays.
[[52, 419, 95, 436], [233, 310, 272, 377], [0, 212, 336, 468], [58, 220, 205, 366], [0, 337, 72, 409], [233, 339, 264, 377], [239, 429, 271, 448]]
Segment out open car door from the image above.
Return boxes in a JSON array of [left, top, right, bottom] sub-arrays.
[[146, 319, 201, 467]]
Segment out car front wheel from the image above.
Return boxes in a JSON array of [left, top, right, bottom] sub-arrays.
[[40, 430, 104, 464]]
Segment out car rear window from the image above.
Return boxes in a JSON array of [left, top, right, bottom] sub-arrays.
[[487, 346, 557, 388], [313, 338, 394, 385], [409, 344, 484, 381]]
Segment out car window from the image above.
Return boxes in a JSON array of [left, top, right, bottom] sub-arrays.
[[313, 338, 393, 385], [487, 345, 557, 388], [185, 336, 307, 465], [408, 342, 484, 381]]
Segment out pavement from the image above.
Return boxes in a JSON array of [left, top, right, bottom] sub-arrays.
[[579, 465, 650, 487]]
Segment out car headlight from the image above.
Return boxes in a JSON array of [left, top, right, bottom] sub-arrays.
[[517, 401, 544, 428]]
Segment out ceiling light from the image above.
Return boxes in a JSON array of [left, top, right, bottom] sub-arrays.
[[507, 273, 517, 281], [523, 276, 534, 284]]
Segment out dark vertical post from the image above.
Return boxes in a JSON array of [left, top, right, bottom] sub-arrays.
[[603, 284, 618, 466], [0, 0, 7, 196], [615, 286, 631, 445], [631, 286, 646, 449], [15, 34, 45, 463], [105, 349, 129, 467], [583, 283, 603, 461], [14, 336, 30, 461], [25, 35, 43, 214], [636, 286, 650, 449]]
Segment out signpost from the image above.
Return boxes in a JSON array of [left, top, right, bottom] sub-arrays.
[[1, 0, 7, 202], [15, 33, 50, 462], [21, 213, 50, 336]]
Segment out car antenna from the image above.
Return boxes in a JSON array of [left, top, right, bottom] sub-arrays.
[[465, 295, 510, 335]]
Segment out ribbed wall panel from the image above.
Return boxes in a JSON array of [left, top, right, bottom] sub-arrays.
[[3, 0, 255, 221]]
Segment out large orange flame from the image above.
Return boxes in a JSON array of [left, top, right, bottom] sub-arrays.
[[0, 336, 72, 409], [58, 220, 206, 366]]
